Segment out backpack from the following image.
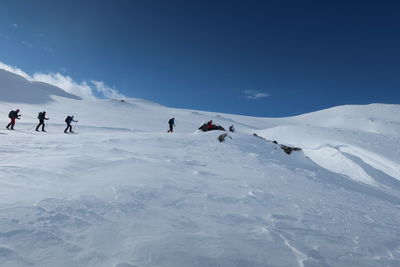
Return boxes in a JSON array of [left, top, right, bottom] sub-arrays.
[[65, 116, 70, 123], [38, 112, 43, 119], [8, 111, 13, 119]]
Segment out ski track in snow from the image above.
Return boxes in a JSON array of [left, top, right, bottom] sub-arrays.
[[0, 79, 399, 267]]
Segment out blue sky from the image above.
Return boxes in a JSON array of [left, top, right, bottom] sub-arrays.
[[0, 0, 399, 117]]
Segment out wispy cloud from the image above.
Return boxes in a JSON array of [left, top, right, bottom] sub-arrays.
[[0, 62, 30, 79], [91, 81, 125, 99], [12, 23, 18, 28], [0, 61, 126, 100], [21, 40, 33, 48], [244, 90, 270, 100], [32, 72, 96, 99]]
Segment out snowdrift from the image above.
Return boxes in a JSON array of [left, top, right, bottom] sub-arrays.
[[0, 69, 80, 103]]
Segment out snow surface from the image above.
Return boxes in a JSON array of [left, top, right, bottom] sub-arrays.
[[0, 69, 400, 266], [0, 69, 81, 104]]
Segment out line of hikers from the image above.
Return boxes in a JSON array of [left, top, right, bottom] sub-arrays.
[[5, 109, 78, 133], [6, 111, 233, 135]]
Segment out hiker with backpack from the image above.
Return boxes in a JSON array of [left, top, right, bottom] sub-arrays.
[[64, 115, 78, 133], [36, 111, 49, 132], [167, 118, 175, 133], [6, 109, 21, 130]]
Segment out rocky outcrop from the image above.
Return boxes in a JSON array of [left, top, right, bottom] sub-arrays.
[[218, 133, 231, 142], [253, 133, 302, 155]]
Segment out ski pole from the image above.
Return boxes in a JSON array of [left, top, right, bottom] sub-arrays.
[[73, 121, 78, 132]]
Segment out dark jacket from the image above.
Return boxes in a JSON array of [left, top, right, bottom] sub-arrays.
[[65, 116, 77, 124], [38, 112, 49, 121], [8, 110, 21, 119], [168, 118, 175, 125]]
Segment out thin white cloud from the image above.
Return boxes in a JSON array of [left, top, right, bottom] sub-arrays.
[[21, 41, 33, 48], [32, 72, 96, 99], [12, 23, 18, 28], [0, 61, 125, 100], [91, 80, 125, 99], [244, 90, 270, 100], [0, 62, 31, 79]]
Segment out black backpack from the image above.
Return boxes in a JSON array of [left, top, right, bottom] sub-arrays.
[[38, 112, 43, 119], [8, 111, 13, 119]]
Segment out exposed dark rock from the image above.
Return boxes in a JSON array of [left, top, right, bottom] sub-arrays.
[[279, 144, 302, 155], [252, 133, 302, 155], [218, 133, 231, 142]]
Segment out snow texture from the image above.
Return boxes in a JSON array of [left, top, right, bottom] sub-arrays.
[[0, 69, 400, 267]]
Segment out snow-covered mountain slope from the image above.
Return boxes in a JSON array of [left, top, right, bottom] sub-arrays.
[[0, 70, 400, 267], [0, 69, 81, 104], [256, 104, 400, 189]]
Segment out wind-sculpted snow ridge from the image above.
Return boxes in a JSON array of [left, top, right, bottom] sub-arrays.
[[0, 69, 81, 104], [0, 81, 399, 267], [256, 110, 400, 194]]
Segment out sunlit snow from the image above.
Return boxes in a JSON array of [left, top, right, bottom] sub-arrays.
[[0, 70, 399, 267]]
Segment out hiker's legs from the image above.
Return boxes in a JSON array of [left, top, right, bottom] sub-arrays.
[[10, 118, 16, 130], [64, 124, 71, 133], [36, 121, 44, 131]]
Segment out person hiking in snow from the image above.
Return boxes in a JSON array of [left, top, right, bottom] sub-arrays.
[[6, 109, 21, 130], [229, 125, 235, 133], [167, 118, 175, 133], [207, 120, 213, 130], [64, 115, 78, 133], [36, 111, 49, 132]]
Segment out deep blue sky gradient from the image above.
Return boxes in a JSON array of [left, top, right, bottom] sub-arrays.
[[1, 0, 399, 117]]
